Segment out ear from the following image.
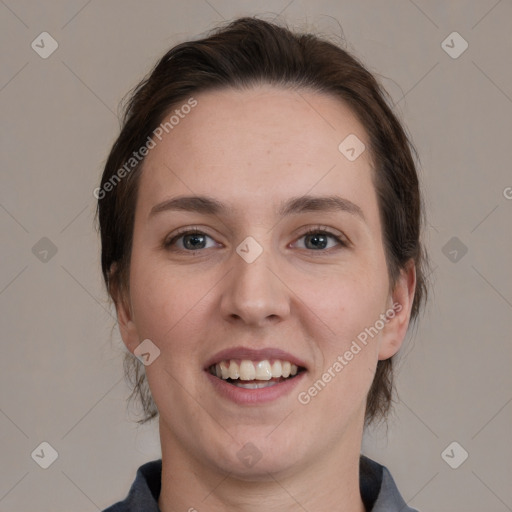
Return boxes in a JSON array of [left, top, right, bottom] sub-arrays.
[[109, 264, 140, 354], [378, 260, 416, 361]]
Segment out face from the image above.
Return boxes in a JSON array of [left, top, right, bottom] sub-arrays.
[[116, 85, 415, 479]]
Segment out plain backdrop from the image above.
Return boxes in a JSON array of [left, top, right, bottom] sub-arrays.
[[1, 1, 511, 511]]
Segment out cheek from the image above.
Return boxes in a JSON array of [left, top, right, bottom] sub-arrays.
[[295, 274, 386, 421], [128, 259, 213, 407], [291, 259, 389, 347], [129, 255, 203, 348], [290, 257, 390, 414]]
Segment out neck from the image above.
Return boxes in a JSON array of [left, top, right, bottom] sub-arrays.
[[158, 418, 366, 512]]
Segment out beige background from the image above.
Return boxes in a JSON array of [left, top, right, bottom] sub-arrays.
[[1, 1, 511, 511]]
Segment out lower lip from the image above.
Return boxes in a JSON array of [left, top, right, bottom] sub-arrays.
[[205, 371, 306, 405]]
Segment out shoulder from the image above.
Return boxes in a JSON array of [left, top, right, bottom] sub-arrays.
[[360, 455, 420, 512], [102, 459, 162, 512]]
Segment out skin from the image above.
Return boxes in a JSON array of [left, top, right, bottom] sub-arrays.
[[115, 85, 416, 512]]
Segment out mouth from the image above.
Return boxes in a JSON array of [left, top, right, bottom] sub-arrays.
[[207, 359, 306, 389], [204, 347, 307, 402]]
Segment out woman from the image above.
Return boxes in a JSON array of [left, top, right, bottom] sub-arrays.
[[98, 16, 428, 512]]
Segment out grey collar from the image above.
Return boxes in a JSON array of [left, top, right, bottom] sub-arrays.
[[103, 456, 419, 511]]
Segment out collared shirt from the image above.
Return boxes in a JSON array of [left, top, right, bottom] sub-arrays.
[[103, 455, 419, 511]]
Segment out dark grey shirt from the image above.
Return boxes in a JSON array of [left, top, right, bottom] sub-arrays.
[[103, 456, 419, 511]]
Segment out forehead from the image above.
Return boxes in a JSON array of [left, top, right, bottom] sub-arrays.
[[138, 85, 377, 219]]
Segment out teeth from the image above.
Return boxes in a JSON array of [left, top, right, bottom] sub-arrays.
[[211, 359, 302, 381], [228, 362, 240, 380], [271, 360, 282, 376], [233, 381, 279, 389], [220, 361, 229, 380], [239, 360, 256, 380], [281, 361, 291, 378], [255, 361, 272, 380]]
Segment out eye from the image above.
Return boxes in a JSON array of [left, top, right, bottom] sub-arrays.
[[165, 229, 219, 251], [293, 228, 346, 251]]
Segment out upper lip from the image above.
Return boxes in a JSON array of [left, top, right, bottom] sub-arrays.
[[204, 346, 307, 370]]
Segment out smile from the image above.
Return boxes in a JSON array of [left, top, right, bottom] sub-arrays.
[[204, 347, 307, 403], [208, 359, 303, 389]]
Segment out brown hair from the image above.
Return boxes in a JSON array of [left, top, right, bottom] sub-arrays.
[[98, 16, 429, 426]]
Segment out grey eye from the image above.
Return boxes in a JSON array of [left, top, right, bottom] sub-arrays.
[[295, 232, 341, 250], [180, 233, 212, 250]]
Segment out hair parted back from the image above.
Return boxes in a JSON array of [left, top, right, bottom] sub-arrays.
[[98, 16, 429, 426]]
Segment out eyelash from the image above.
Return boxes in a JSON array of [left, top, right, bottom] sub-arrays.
[[163, 225, 347, 253], [163, 227, 214, 251], [296, 227, 347, 250]]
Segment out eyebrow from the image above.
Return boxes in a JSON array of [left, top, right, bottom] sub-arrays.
[[149, 194, 366, 222], [149, 195, 228, 217], [278, 195, 365, 222]]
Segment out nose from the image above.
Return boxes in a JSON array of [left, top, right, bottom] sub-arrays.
[[219, 245, 290, 327]]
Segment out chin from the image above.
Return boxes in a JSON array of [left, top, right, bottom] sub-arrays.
[[211, 428, 307, 480]]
